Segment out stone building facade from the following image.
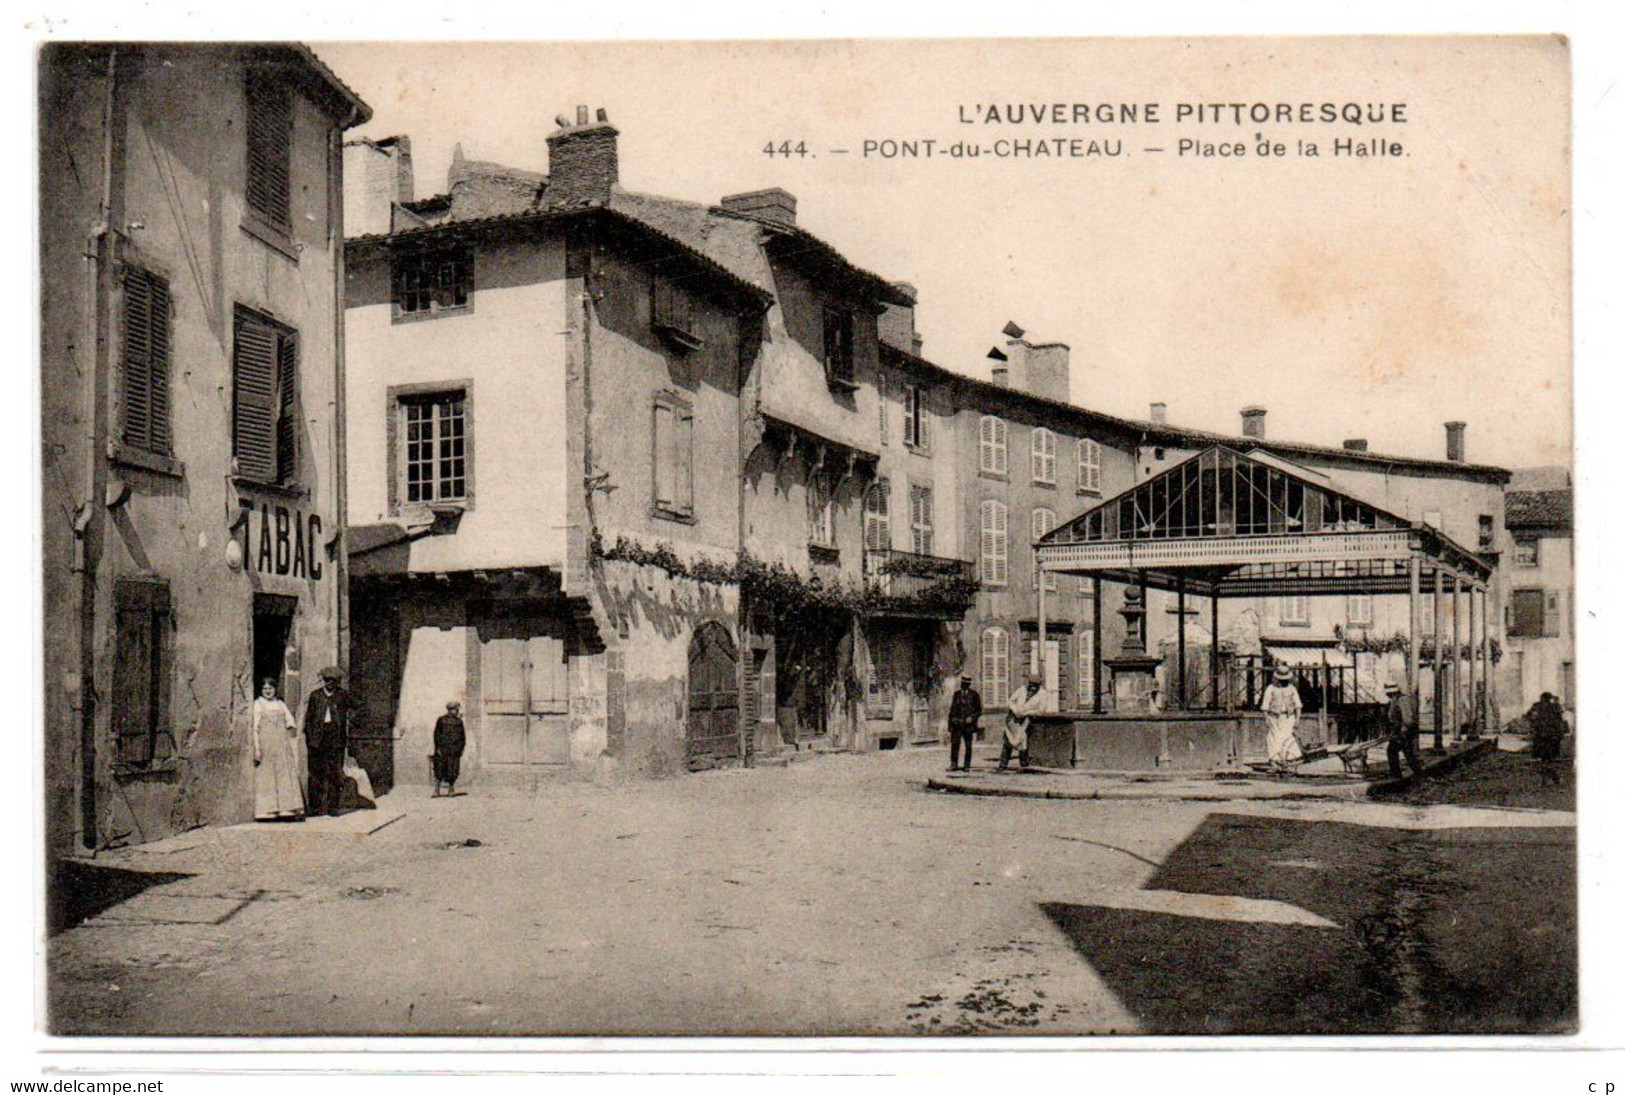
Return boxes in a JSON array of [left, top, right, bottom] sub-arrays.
[[1502, 469, 1574, 716], [40, 44, 370, 857]]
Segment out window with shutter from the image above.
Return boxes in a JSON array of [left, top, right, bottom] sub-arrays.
[[1032, 428, 1056, 485], [980, 499, 1008, 586], [1032, 507, 1056, 591], [1078, 438, 1102, 494], [863, 480, 890, 551], [112, 579, 171, 769], [909, 484, 933, 555], [120, 266, 172, 456], [981, 627, 1010, 709], [808, 473, 837, 548], [979, 415, 1007, 475], [245, 70, 292, 233], [1347, 594, 1373, 626], [652, 394, 695, 519], [1509, 588, 1545, 638], [1077, 630, 1095, 706], [902, 384, 928, 449], [1280, 595, 1309, 625], [822, 306, 855, 388]]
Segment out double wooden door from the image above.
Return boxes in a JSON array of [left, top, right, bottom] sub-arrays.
[[481, 634, 570, 768]]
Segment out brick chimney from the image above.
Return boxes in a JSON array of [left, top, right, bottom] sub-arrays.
[[1343, 438, 1369, 452], [1445, 421, 1467, 463], [878, 282, 919, 355], [1241, 406, 1267, 439], [1149, 402, 1168, 424], [719, 187, 797, 228], [545, 105, 618, 208]]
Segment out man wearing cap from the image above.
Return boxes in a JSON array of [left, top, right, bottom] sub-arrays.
[[433, 700, 468, 797], [947, 675, 983, 773], [1384, 681, 1423, 780], [303, 666, 358, 816], [1261, 665, 1304, 774]]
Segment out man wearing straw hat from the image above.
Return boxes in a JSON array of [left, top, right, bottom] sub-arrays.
[[1261, 665, 1304, 774]]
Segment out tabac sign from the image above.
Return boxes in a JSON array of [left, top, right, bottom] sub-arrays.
[[239, 500, 326, 581]]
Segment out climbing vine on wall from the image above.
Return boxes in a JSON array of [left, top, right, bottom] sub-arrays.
[[1333, 625, 1502, 665]]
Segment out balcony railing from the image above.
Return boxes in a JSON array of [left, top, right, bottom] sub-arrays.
[[862, 548, 978, 617]]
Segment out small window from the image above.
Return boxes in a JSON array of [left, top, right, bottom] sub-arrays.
[[402, 392, 468, 505], [979, 415, 1008, 476], [1347, 594, 1373, 627], [120, 265, 173, 456], [980, 627, 1010, 709], [1078, 438, 1102, 494], [1478, 514, 1495, 551], [902, 384, 929, 449], [245, 69, 293, 233], [979, 499, 1008, 586], [113, 578, 173, 769], [808, 472, 837, 548], [653, 395, 695, 519], [863, 479, 890, 552], [1031, 507, 1056, 591], [1031, 428, 1056, 485], [909, 484, 934, 556], [395, 249, 473, 318], [822, 306, 856, 389], [1514, 537, 1540, 568], [233, 308, 298, 485], [1280, 596, 1309, 626]]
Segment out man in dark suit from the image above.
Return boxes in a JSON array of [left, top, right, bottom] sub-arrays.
[[947, 675, 982, 773], [1384, 681, 1423, 780], [304, 666, 357, 815]]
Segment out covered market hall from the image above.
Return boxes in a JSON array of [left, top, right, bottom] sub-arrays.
[[1030, 446, 1496, 770]]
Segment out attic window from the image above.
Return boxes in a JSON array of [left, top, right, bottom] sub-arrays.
[[394, 248, 472, 319], [652, 276, 703, 350], [823, 306, 856, 391]]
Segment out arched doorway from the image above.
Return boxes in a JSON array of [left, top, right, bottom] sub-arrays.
[[687, 621, 740, 769]]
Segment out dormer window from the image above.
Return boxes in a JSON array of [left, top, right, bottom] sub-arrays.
[[822, 306, 856, 390], [653, 275, 703, 350]]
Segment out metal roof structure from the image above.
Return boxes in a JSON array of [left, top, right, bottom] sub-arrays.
[[1037, 445, 1495, 597]]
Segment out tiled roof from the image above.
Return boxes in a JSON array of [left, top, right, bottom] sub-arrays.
[[1506, 489, 1572, 530], [880, 341, 1512, 483]]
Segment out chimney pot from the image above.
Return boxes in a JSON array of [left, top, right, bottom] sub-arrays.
[[1343, 439, 1369, 452], [596, 108, 608, 123], [1445, 421, 1467, 463], [576, 105, 589, 125], [1150, 402, 1167, 424], [1240, 406, 1267, 440]]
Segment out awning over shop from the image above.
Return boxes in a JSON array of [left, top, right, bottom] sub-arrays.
[[1264, 644, 1354, 670]]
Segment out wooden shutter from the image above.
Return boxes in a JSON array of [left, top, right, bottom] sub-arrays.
[[276, 330, 298, 482], [981, 500, 1007, 585], [246, 72, 292, 230], [121, 267, 172, 454], [653, 401, 675, 509], [877, 374, 888, 443], [112, 581, 169, 767], [916, 388, 930, 449], [910, 485, 933, 555], [864, 480, 890, 552], [982, 628, 1009, 709], [677, 404, 694, 513], [234, 314, 280, 482], [1032, 508, 1055, 590]]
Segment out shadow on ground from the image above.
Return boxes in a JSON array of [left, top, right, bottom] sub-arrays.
[[50, 861, 192, 936], [1041, 811, 1576, 1034]]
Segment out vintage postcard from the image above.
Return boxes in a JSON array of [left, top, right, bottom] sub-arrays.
[[37, 35, 1574, 1041]]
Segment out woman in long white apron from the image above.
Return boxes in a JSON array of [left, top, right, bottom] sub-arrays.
[[252, 679, 306, 821], [1261, 665, 1304, 774]]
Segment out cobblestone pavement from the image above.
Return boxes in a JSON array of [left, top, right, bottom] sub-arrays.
[[48, 747, 1575, 1036]]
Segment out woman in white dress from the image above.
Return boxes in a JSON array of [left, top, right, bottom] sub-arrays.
[[252, 678, 306, 821], [1261, 665, 1304, 774]]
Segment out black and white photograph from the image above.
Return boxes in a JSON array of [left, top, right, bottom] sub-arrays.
[[20, 16, 1612, 1082]]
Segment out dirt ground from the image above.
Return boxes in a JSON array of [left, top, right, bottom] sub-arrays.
[[47, 747, 1575, 1037]]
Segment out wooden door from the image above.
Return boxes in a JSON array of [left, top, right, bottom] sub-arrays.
[[686, 623, 740, 767], [481, 634, 570, 768]]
